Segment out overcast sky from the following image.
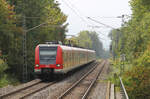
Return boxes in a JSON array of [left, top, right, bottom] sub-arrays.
[[58, 0, 132, 50]]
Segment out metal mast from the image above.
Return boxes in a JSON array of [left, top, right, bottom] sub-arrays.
[[22, 1, 28, 82]]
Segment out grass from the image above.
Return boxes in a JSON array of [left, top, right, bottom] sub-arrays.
[[0, 59, 4, 64], [0, 74, 20, 88], [0, 59, 20, 88], [107, 59, 133, 92]]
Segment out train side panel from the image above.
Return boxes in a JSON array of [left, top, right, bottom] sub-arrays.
[[34, 44, 96, 76], [61, 46, 96, 73]]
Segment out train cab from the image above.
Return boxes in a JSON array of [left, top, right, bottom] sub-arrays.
[[34, 43, 96, 78]]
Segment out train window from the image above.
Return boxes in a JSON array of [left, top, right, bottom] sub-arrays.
[[67, 51, 69, 67], [63, 52, 65, 67], [39, 47, 57, 64], [40, 50, 56, 56], [72, 51, 74, 66]]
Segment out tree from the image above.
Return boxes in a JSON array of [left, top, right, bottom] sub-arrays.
[[77, 31, 92, 49], [109, 0, 150, 98], [88, 31, 104, 58], [1, 0, 68, 81], [68, 30, 107, 58], [0, 0, 17, 54]]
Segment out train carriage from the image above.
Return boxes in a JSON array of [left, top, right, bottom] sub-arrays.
[[34, 44, 96, 77]]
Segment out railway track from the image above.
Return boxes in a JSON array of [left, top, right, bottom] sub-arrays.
[[57, 60, 106, 99], [0, 79, 41, 98], [0, 61, 104, 99], [0, 79, 56, 99]]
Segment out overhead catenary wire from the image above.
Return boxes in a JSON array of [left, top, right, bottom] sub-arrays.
[[62, 0, 120, 30], [60, 0, 113, 41], [61, 0, 88, 25], [91, 16, 123, 19], [60, 0, 127, 50], [87, 17, 116, 29], [19, 2, 66, 82], [88, 25, 107, 28], [17, 12, 66, 31], [11, 0, 108, 82], [63, 0, 95, 26], [61, 0, 111, 41], [60, 0, 116, 44], [96, 31, 108, 37], [61, 0, 98, 27], [18, 0, 122, 42]]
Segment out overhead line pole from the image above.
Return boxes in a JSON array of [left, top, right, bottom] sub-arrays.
[[22, 15, 28, 82], [22, 21, 62, 83], [21, 3, 65, 82]]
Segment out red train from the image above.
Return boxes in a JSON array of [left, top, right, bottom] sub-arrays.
[[34, 43, 96, 77]]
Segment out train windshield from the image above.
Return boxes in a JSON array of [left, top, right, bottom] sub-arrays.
[[39, 46, 57, 64], [40, 50, 56, 56]]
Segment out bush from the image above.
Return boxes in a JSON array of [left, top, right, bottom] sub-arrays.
[[0, 59, 20, 88], [123, 66, 150, 99], [134, 47, 150, 67], [0, 74, 9, 87], [0, 59, 8, 78], [0, 74, 20, 88]]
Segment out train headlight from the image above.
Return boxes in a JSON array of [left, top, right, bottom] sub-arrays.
[[35, 64, 39, 67], [56, 64, 60, 67]]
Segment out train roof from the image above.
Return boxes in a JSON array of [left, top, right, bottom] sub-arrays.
[[38, 44, 95, 53]]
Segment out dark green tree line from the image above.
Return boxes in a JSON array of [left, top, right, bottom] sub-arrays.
[[0, 0, 68, 82], [68, 30, 109, 58]]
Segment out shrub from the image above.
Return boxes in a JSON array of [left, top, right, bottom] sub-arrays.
[[123, 66, 150, 99], [0, 59, 8, 78]]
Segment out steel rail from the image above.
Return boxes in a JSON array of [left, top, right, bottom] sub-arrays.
[[82, 61, 106, 99], [119, 77, 129, 99], [57, 62, 99, 99], [0, 79, 42, 98], [0, 81, 56, 99], [20, 62, 96, 99], [20, 82, 56, 99]]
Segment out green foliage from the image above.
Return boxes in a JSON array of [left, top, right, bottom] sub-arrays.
[[68, 30, 109, 58], [0, 59, 19, 88], [0, 63, 8, 75], [78, 31, 108, 58], [0, 0, 17, 55], [0, 0, 68, 83], [123, 66, 150, 99], [73, 30, 92, 48], [108, 59, 120, 86], [123, 46, 150, 98], [109, 0, 150, 98], [0, 74, 20, 88], [0, 59, 8, 77], [0, 74, 10, 87], [109, 29, 122, 59], [134, 46, 150, 67]]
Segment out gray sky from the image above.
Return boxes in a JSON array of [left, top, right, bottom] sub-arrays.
[[58, 0, 132, 50]]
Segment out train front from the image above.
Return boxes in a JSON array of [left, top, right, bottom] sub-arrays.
[[34, 44, 63, 77]]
